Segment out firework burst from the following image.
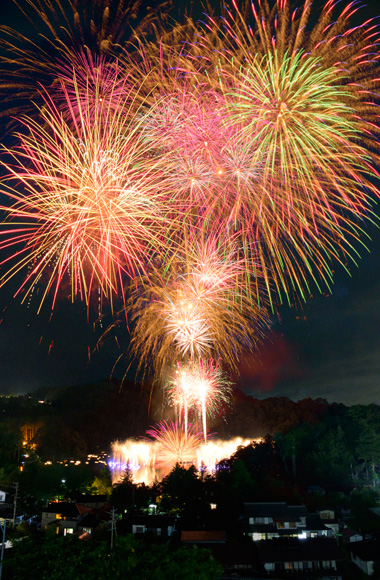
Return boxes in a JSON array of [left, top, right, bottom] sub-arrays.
[[146, 420, 203, 472], [190, 0, 380, 305], [52, 50, 137, 124], [0, 83, 179, 311], [124, 230, 270, 379]]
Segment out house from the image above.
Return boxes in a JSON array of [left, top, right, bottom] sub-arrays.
[[341, 527, 365, 543], [41, 502, 86, 535], [41, 499, 110, 536], [318, 508, 339, 536], [0, 490, 14, 524], [257, 537, 343, 578], [243, 502, 330, 540], [127, 514, 176, 538], [349, 539, 380, 576]]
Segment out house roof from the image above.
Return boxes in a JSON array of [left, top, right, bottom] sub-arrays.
[[76, 504, 93, 515], [43, 503, 81, 517], [75, 494, 107, 504], [342, 528, 362, 539], [257, 538, 343, 563], [181, 530, 226, 543], [305, 514, 329, 531], [243, 502, 308, 520]]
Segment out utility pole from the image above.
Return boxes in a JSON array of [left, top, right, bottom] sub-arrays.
[[109, 507, 118, 549], [0, 519, 6, 580], [12, 483, 19, 530]]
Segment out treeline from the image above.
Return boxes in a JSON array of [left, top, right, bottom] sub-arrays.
[[1, 381, 380, 493], [212, 391, 333, 437], [0, 378, 153, 463]]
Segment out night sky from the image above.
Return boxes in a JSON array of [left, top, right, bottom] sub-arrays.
[[0, 1, 379, 406]]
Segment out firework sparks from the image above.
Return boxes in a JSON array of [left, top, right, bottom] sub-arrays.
[[146, 420, 203, 475], [109, 432, 257, 485], [0, 0, 379, 439], [109, 439, 155, 485]]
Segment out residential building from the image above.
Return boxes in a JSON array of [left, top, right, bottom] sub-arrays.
[[349, 539, 380, 576], [41, 499, 110, 536], [243, 502, 330, 540], [127, 514, 177, 538], [257, 537, 343, 578]]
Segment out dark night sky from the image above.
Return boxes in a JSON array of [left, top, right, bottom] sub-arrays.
[[0, 1, 379, 405]]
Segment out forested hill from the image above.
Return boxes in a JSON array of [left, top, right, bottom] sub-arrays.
[[0, 378, 377, 460]]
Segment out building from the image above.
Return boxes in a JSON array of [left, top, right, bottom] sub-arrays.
[[41, 498, 110, 536], [127, 514, 177, 538], [257, 537, 343, 578], [349, 539, 380, 576], [243, 502, 330, 540]]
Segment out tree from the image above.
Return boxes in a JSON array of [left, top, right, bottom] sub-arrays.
[[3, 533, 222, 580], [89, 465, 113, 497], [136, 543, 222, 580], [159, 464, 204, 515], [306, 426, 353, 486], [349, 488, 380, 535], [111, 468, 135, 510], [356, 427, 380, 485]]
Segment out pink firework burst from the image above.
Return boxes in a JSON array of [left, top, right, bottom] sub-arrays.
[[145, 420, 203, 474]]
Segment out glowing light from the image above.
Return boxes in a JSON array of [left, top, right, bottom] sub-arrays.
[[146, 420, 203, 478], [109, 431, 257, 485]]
